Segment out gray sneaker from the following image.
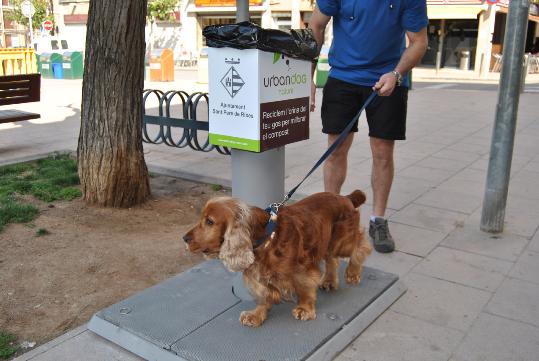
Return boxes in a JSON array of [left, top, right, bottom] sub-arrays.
[[369, 218, 395, 253]]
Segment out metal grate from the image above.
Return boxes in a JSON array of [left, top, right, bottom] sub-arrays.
[[90, 260, 405, 361]]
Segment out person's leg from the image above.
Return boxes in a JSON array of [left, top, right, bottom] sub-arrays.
[[324, 133, 354, 194], [370, 137, 395, 218], [365, 87, 408, 253]]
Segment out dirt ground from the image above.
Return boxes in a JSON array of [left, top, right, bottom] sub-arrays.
[[0, 175, 229, 353]]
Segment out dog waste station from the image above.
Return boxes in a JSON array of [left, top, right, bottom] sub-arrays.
[[89, 3, 406, 360]]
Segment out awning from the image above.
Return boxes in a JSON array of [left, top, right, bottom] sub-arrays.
[[186, 4, 265, 13], [496, 5, 539, 23], [427, 5, 483, 20]]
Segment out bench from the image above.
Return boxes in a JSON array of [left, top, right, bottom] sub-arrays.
[[0, 73, 41, 124]]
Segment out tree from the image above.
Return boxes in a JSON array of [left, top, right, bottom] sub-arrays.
[[6, 0, 52, 30], [146, 0, 178, 53], [78, 0, 151, 207]]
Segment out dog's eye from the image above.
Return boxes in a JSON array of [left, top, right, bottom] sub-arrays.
[[206, 218, 214, 226]]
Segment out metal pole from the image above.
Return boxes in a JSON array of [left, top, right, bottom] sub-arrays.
[[480, 0, 530, 233], [28, 16, 33, 47], [231, 0, 285, 209], [435, 19, 445, 73], [231, 0, 285, 300]]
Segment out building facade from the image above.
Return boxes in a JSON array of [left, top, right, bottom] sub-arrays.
[[0, 0, 29, 48], [43, 0, 539, 74]]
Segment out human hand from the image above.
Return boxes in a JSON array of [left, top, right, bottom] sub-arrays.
[[373, 72, 397, 96], [310, 80, 316, 112]]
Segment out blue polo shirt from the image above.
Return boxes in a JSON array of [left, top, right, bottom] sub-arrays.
[[317, 0, 428, 87]]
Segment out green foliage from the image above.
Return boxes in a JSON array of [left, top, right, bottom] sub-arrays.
[[210, 184, 223, 191], [147, 0, 178, 22], [36, 228, 50, 236], [0, 331, 19, 359], [0, 154, 81, 231], [5, 0, 53, 31]]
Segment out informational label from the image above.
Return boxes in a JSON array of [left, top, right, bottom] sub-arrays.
[[260, 97, 309, 151], [42, 64, 49, 69], [150, 63, 161, 69], [63, 63, 71, 69], [208, 48, 310, 152]]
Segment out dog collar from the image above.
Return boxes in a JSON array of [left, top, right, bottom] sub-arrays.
[[254, 208, 278, 249]]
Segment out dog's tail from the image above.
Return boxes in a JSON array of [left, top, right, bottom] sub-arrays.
[[346, 190, 367, 208]]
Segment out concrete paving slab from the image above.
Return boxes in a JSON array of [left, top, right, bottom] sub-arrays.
[[14, 328, 142, 361], [414, 188, 482, 215], [529, 231, 539, 253], [416, 156, 468, 172], [381, 176, 433, 211], [486, 277, 539, 328], [392, 273, 491, 331], [397, 165, 456, 184], [413, 246, 513, 292], [364, 250, 422, 278], [431, 149, 481, 163], [508, 250, 539, 285], [389, 222, 447, 257], [334, 311, 464, 361], [391, 204, 467, 234], [440, 225, 528, 262], [450, 313, 539, 361]]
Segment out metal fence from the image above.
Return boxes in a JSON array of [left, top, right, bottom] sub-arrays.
[[142, 89, 230, 155]]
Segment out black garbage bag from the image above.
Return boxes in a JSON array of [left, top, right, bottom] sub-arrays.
[[202, 21, 319, 62]]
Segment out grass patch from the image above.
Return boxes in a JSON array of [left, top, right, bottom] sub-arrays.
[[0, 331, 19, 359], [210, 184, 223, 191], [36, 228, 50, 236], [0, 154, 81, 231]]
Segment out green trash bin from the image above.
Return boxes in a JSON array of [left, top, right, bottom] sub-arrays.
[[62, 51, 84, 79], [38, 53, 53, 78]]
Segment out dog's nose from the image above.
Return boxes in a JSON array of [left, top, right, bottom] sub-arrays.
[[183, 234, 192, 243]]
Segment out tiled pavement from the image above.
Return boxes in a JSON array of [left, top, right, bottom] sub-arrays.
[[4, 69, 539, 361]]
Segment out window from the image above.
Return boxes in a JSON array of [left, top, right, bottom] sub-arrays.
[[272, 12, 291, 30], [61, 40, 69, 49], [51, 40, 59, 50]]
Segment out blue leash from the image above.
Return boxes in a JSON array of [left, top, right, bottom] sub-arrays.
[[258, 91, 378, 246]]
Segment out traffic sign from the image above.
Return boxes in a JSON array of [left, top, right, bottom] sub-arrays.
[[21, 0, 35, 18], [42, 20, 53, 32]]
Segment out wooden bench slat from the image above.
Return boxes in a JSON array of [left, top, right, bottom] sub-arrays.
[[0, 74, 41, 123]]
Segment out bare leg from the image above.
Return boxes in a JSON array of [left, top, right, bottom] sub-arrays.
[[324, 133, 355, 194], [370, 137, 395, 217], [320, 256, 339, 291]]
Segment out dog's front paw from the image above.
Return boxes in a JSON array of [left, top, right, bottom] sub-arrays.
[[345, 268, 361, 285], [320, 279, 339, 291], [292, 306, 316, 321], [240, 310, 264, 327]]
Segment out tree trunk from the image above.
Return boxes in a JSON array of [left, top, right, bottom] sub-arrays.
[[78, 0, 151, 207]]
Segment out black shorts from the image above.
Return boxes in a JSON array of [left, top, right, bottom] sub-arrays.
[[321, 76, 408, 140]]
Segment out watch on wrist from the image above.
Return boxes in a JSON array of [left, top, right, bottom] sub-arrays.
[[391, 70, 402, 86]]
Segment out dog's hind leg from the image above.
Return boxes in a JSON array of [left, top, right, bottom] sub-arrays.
[[292, 269, 320, 321], [320, 256, 339, 291], [345, 229, 371, 285]]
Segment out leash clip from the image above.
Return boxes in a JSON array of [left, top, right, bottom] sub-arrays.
[[270, 194, 290, 214]]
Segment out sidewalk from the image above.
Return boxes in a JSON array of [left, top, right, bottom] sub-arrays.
[[3, 74, 539, 361]]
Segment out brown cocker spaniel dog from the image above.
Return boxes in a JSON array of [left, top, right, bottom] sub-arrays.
[[183, 190, 371, 327]]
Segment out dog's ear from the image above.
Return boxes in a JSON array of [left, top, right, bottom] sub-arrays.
[[219, 204, 254, 272]]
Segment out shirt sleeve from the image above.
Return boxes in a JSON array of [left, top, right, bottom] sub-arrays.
[[316, 0, 339, 17], [401, 0, 428, 32]]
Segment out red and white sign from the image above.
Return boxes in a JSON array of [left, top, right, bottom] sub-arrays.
[[42, 20, 53, 32]]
